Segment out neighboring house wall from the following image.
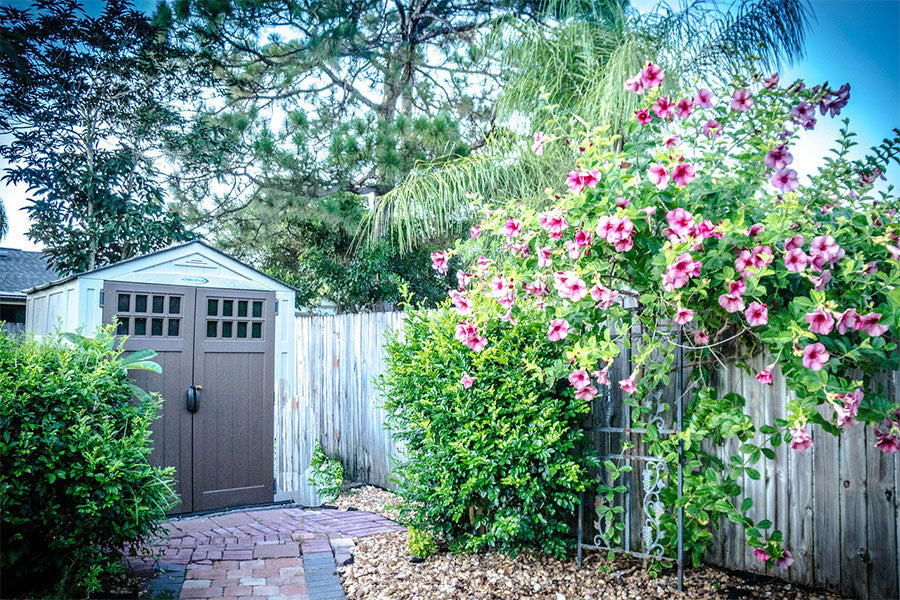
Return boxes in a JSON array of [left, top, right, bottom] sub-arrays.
[[0, 247, 57, 333]]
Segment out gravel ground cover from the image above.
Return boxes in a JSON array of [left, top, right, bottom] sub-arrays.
[[335, 487, 841, 600]]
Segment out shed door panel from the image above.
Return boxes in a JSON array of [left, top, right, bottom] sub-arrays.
[[103, 283, 195, 513], [191, 288, 275, 511]]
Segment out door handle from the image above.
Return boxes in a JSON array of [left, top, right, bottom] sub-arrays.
[[187, 386, 200, 413]]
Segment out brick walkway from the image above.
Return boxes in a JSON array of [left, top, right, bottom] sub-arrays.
[[126, 506, 403, 599]]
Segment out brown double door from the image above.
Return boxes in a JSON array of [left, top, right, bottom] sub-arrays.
[[103, 282, 275, 514]]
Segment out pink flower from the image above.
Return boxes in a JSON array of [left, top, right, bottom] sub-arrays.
[[619, 375, 637, 394], [590, 285, 619, 309], [569, 369, 590, 390], [664, 135, 680, 148], [615, 196, 630, 209], [523, 280, 548, 297], [502, 217, 523, 239], [624, 74, 645, 94], [599, 216, 635, 253], [806, 308, 835, 335], [763, 73, 780, 89], [563, 276, 588, 302], [675, 98, 693, 118], [775, 550, 794, 569], [460, 373, 474, 389], [731, 89, 754, 111], [666, 207, 695, 238], [431, 251, 449, 274], [747, 224, 765, 239], [648, 163, 669, 189], [718, 293, 745, 314], [771, 168, 799, 191], [575, 384, 598, 401], [790, 425, 814, 451], [858, 312, 888, 337], [548, 319, 570, 342], [456, 270, 471, 288], [784, 248, 808, 272], [694, 88, 714, 108], [449, 290, 472, 315], [693, 330, 710, 345], [565, 240, 580, 260], [593, 365, 611, 386], [875, 421, 900, 453], [567, 169, 601, 193], [836, 308, 860, 334], [663, 253, 701, 291], [635, 108, 652, 124], [532, 131, 547, 156], [539, 212, 569, 240], [810, 235, 842, 262], [672, 163, 696, 186], [653, 96, 675, 119], [753, 548, 770, 563], [802, 343, 830, 371], [834, 389, 863, 428], [455, 321, 487, 353], [745, 302, 768, 326], [703, 119, 721, 138], [575, 229, 592, 247], [756, 369, 774, 385], [640, 62, 664, 89], [784, 234, 804, 251], [674, 307, 694, 325], [470, 225, 481, 239], [537, 246, 553, 268], [765, 144, 794, 170], [499, 310, 518, 326]]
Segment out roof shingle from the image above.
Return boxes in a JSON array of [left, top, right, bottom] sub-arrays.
[[0, 248, 57, 297]]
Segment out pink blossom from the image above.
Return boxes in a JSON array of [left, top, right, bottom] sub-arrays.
[[693, 330, 710, 345], [537, 246, 553, 268], [590, 285, 620, 309], [765, 144, 794, 170], [456, 270, 471, 288], [666, 208, 695, 238], [619, 375, 637, 394], [675, 98, 693, 118], [810, 235, 842, 262], [569, 369, 591, 390], [728, 279, 746, 296], [806, 308, 835, 335], [791, 101, 817, 129], [858, 312, 888, 337], [775, 550, 794, 569], [694, 88, 714, 108], [674, 307, 694, 325], [771, 168, 799, 191], [567, 169, 601, 193], [431, 251, 449, 274], [635, 108, 652, 124], [455, 321, 487, 353], [875, 420, 900, 453], [575, 384, 598, 401], [470, 225, 481, 238], [834, 389, 863, 428], [753, 548, 770, 563], [615, 196, 630, 209], [648, 163, 669, 189], [502, 217, 523, 239], [523, 280, 548, 297], [624, 74, 645, 94], [499, 310, 518, 326], [802, 343, 830, 371], [460, 372, 474, 389], [747, 223, 765, 238], [548, 319, 570, 342], [664, 135, 680, 148], [532, 131, 548, 156], [563, 276, 588, 302], [594, 368, 611, 386], [718, 293, 745, 313], [564, 240, 580, 260], [449, 290, 472, 315], [763, 73, 780, 89], [784, 234, 804, 251], [784, 248, 808, 272], [575, 229, 592, 247], [641, 206, 657, 225], [811, 269, 832, 290], [663, 253, 701, 291], [756, 369, 774, 385], [653, 96, 676, 119], [790, 425, 814, 451], [640, 62, 664, 89], [672, 163, 696, 186], [745, 302, 768, 326], [600, 216, 635, 253], [539, 212, 569, 240], [836, 308, 860, 334], [703, 119, 722, 138], [731, 89, 754, 111]]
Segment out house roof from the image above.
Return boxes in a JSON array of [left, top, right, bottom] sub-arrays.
[[0, 247, 57, 298], [25, 240, 299, 294]]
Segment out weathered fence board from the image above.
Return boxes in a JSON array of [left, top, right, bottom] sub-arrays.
[[286, 311, 899, 598]]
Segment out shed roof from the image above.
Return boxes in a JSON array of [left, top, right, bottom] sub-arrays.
[[25, 240, 298, 294], [0, 247, 57, 298]]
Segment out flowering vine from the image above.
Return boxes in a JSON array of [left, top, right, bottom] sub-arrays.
[[430, 62, 900, 570]]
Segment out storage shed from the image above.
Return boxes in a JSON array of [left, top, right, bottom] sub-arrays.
[[26, 241, 297, 513]]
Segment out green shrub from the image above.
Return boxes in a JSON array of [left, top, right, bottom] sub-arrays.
[[380, 307, 596, 557], [307, 441, 344, 503], [407, 527, 437, 559], [0, 328, 176, 598]]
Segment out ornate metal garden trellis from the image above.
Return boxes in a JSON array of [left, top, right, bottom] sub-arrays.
[[576, 327, 686, 591]]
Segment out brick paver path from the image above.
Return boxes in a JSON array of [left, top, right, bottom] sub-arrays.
[[126, 506, 403, 600]]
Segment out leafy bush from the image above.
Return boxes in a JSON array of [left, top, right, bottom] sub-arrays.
[[380, 306, 596, 557], [0, 328, 175, 598], [307, 441, 344, 503], [408, 527, 438, 559]]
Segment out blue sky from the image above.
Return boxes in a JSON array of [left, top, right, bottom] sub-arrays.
[[2, 0, 900, 250]]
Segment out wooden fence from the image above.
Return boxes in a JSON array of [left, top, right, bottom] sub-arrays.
[[285, 311, 899, 599]]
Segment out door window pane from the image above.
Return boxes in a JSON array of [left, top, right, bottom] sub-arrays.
[[168, 296, 181, 314], [134, 295, 147, 313], [252, 301, 263, 318], [222, 300, 233, 317], [238, 301, 248, 317], [207, 299, 218, 316], [237, 322, 247, 338], [133, 318, 147, 336], [167, 319, 180, 337], [151, 318, 164, 336], [117, 294, 130, 312], [206, 320, 218, 338], [152, 296, 165, 313], [116, 318, 129, 335], [222, 321, 233, 338], [251, 322, 262, 338]]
